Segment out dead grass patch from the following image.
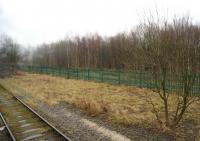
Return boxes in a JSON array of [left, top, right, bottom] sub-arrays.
[[1, 72, 200, 137]]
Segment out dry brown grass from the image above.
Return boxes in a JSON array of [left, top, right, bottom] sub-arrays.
[[1, 72, 200, 132]]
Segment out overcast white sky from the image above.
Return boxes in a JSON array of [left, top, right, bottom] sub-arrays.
[[0, 0, 199, 46]]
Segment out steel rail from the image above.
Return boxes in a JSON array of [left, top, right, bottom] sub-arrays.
[[0, 112, 16, 141], [0, 85, 71, 141], [13, 95, 71, 141]]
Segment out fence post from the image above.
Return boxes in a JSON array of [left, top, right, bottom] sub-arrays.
[[198, 74, 200, 94], [50, 67, 52, 75], [37, 66, 39, 73], [67, 68, 69, 79], [54, 67, 56, 76], [87, 69, 90, 80], [46, 66, 48, 74], [101, 69, 104, 82], [118, 69, 121, 84], [77, 68, 79, 79], [53, 67, 55, 75], [36, 66, 38, 73], [139, 71, 142, 88], [38, 66, 39, 73], [59, 67, 61, 76]]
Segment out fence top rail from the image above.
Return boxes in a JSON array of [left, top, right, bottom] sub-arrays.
[[18, 65, 200, 95], [19, 65, 200, 79]]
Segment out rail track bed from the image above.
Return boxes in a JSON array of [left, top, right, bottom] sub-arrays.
[[0, 86, 70, 141], [0, 113, 13, 141]]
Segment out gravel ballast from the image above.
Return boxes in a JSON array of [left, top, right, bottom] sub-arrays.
[[17, 93, 173, 141], [0, 82, 174, 141]]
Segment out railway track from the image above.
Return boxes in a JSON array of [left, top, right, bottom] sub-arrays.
[[0, 86, 71, 141], [0, 113, 13, 141]]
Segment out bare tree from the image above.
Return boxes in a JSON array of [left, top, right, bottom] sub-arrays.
[[141, 16, 200, 128]]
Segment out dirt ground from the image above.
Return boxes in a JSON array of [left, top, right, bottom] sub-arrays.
[[1, 72, 200, 140]]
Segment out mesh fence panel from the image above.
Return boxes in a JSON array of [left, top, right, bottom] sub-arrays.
[[18, 65, 200, 95]]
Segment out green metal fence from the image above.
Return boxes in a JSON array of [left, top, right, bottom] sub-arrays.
[[18, 65, 200, 95]]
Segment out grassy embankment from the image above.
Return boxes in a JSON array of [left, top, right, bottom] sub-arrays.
[[1, 72, 200, 135]]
